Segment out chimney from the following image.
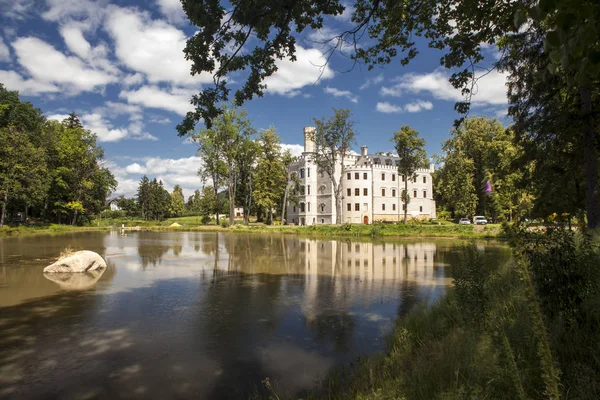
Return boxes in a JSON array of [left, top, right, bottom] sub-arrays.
[[361, 145, 368, 157], [303, 126, 315, 153]]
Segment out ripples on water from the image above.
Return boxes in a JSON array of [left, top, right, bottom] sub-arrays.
[[0, 231, 510, 399]]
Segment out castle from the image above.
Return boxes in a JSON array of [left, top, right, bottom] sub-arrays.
[[286, 127, 436, 225]]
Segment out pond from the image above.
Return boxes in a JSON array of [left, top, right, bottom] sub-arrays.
[[0, 231, 510, 399]]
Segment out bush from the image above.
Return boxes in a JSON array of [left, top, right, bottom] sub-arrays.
[[201, 216, 212, 225], [99, 209, 126, 219], [220, 218, 230, 228]]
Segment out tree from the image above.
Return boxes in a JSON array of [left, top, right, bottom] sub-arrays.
[[235, 136, 258, 225], [0, 129, 47, 228], [310, 108, 356, 225], [137, 175, 151, 219], [187, 189, 203, 213], [392, 125, 428, 223], [253, 127, 286, 225], [178, 0, 600, 228], [168, 184, 186, 218], [199, 186, 217, 222], [117, 197, 139, 217], [436, 154, 478, 219], [190, 105, 255, 226], [280, 149, 297, 225]]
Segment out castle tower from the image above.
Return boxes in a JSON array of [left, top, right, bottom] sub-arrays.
[[303, 126, 316, 153]]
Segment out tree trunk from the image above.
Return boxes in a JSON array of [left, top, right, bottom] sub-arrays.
[[228, 173, 235, 226], [43, 197, 48, 221], [24, 204, 28, 224], [71, 208, 78, 225], [334, 183, 342, 225], [404, 179, 409, 223], [580, 86, 600, 229], [213, 182, 220, 225], [281, 181, 290, 225], [0, 190, 7, 228]]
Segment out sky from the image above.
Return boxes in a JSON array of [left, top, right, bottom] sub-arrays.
[[0, 0, 510, 199]]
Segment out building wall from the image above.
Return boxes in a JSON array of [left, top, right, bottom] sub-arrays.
[[287, 127, 436, 225]]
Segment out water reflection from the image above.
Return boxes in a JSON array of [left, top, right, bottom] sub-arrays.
[[44, 267, 108, 291], [0, 231, 510, 399]]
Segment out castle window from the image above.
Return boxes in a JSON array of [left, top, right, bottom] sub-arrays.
[[363, 188, 368, 196], [355, 188, 360, 196], [321, 219, 325, 224], [300, 169, 305, 178], [392, 189, 396, 197], [420, 206, 423, 212], [393, 204, 396, 211], [300, 203, 305, 212], [354, 172, 359, 179], [385, 159, 392, 166], [293, 206, 296, 212], [413, 190, 417, 198], [355, 203, 360, 211], [307, 185, 311, 195], [381, 173, 385, 181], [347, 188, 351, 196], [307, 168, 310, 177], [382, 188, 386, 197], [402, 175, 405, 182], [423, 190, 427, 198], [347, 203, 351, 211], [301, 186, 306, 195], [363, 172, 367, 179], [423, 176, 426, 184], [382, 204, 386, 211], [320, 203, 325, 212], [392, 174, 396, 181], [308, 202, 311, 211], [347, 172, 351, 180]]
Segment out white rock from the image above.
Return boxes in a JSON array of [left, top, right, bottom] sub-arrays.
[[44, 250, 107, 273]]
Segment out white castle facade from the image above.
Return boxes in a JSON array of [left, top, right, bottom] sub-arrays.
[[287, 127, 436, 225]]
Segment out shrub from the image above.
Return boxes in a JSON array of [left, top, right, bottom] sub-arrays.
[[99, 210, 126, 219], [219, 218, 230, 228]]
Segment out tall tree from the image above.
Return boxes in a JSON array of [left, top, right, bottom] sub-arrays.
[[137, 175, 151, 219], [392, 125, 428, 223], [168, 184, 186, 217], [235, 136, 258, 225], [189, 105, 255, 226], [253, 127, 286, 225], [0, 129, 47, 228], [280, 149, 297, 225], [311, 108, 356, 225]]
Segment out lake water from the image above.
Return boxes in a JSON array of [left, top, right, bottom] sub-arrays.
[[0, 231, 510, 399]]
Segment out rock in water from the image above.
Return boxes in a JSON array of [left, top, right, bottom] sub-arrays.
[[44, 250, 107, 273], [44, 269, 106, 290]]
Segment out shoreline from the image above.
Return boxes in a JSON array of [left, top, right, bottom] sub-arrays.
[[0, 222, 504, 239]]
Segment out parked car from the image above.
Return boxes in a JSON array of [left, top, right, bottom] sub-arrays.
[[458, 218, 471, 225], [473, 216, 488, 225]]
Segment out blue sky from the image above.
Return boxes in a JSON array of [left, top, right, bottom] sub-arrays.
[[0, 0, 510, 198]]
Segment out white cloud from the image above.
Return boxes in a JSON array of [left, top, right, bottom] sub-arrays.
[[104, 101, 143, 116], [123, 73, 144, 86], [119, 85, 193, 116], [113, 156, 204, 198], [81, 113, 129, 142], [42, 0, 105, 26], [263, 46, 334, 96], [404, 100, 433, 113], [104, 6, 210, 87], [0, 37, 10, 61], [380, 85, 402, 97], [375, 100, 433, 114], [281, 144, 304, 158], [12, 37, 118, 93], [0, 70, 60, 95], [150, 116, 172, 124], [47, 113, 70, 122], [1, 0, 34, 20], [333, 3, 353, 21], [383, 68, 508, 106], [376, 102, 403, 114], [155, 0, 187, 24], [324, 86, 358, 103], [59, 24, 91, 59], [359, 73, 383, 90]]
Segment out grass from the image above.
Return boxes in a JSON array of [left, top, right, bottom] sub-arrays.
[[1, 218, 504, 239]]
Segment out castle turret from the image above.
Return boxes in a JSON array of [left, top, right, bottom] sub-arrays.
[[304, 126, 315, 153], [361, 145, 368, 157]]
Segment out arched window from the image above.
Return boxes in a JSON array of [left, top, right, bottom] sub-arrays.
[[300, 203, 305, 212], [413, 190, 417, 198], [392, 189, 396, 197], [382, 188, 386, 196], [423, 190, 427, 198]]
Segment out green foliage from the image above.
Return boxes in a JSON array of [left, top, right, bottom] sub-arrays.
[[135, 176, 171, 221], [99, 209, 126, 219], [253, 127, 286, 224], [392, 125, 427, 223], [311, 108, 356, 224], [220, 218, 230, 228], [168, 184, 186, 217]]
